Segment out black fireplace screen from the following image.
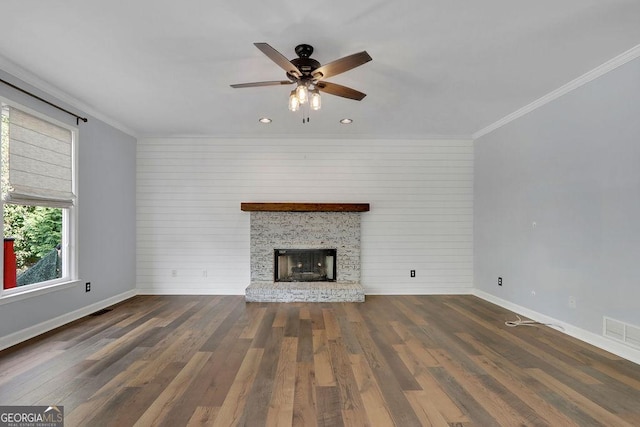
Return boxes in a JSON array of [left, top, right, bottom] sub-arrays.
[[274, 249, 336, 282]]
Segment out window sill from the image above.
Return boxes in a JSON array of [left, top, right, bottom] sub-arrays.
[[0, 280, 81, 306]]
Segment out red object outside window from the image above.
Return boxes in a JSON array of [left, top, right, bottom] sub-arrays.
[[3, 238, 17, 289]]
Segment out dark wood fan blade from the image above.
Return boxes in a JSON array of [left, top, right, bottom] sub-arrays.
[[230, 80, 293, 88], [254, 43, 302, 78], [312, 51, 372, 80], [316, 81, 366, 100]]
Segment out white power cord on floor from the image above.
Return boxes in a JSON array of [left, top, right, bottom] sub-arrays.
[[505, 315, 565, 331]]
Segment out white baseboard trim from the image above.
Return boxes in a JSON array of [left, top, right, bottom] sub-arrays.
[[136, 287, 242, 295], [137, 286, 475, 296], [473, 289, 640, 366], [366, 287, 474, 295], [0, 289, 138, 351]]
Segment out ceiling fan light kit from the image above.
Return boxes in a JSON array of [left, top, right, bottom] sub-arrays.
[[231, 43, 371, 121]]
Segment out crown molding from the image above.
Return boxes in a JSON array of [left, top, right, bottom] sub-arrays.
[[473, 44, 640, 140], [0, 54, 137, 138], [138, 132, 475, 141]]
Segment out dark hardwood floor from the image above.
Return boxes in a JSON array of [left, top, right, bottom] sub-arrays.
[[1, 295, 639, 426]]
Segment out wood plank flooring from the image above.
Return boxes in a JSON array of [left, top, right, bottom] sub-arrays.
[[1, 295, 639, 426]]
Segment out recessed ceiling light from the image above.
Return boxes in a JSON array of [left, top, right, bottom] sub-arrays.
[[258, 117, 272, 124], [340, 118, 353, 124]]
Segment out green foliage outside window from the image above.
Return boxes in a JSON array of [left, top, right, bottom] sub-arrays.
[[4, 204, 62, 272]]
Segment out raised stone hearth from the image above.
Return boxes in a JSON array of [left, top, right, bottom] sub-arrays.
[[242, 203, 368, 302], [245, 282, 365, 303]]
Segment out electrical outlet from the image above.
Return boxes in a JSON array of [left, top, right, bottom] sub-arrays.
[[569, 296, 576, 309], [498, 277, 502, 286], [410, 270, 415, 278], [85, 282, 91, 292]]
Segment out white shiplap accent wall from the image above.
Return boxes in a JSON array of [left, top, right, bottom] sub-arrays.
[[136, 137, 473, 295]]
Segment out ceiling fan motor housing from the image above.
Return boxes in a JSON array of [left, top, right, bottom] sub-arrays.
[[290, 57, 321, 77], [288, 44, 322, 80]]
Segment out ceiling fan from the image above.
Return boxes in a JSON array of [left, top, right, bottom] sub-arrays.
[[231, 43, 372, 114]]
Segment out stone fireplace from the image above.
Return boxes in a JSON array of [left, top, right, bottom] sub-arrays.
[[241, 203, 368, 302]]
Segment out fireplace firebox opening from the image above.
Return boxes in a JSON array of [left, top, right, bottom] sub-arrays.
[[274, 249, 337, 282]]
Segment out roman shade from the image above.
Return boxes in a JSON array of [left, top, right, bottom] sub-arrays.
[[1, 105, 75, 208]]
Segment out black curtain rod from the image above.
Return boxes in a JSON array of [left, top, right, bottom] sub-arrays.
[[0, 77, 88, 125]]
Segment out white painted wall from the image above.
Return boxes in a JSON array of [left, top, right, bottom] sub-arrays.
[[0, 70, 137, 345], [137, 138, 473, 295], [474, 57, 640, 336]]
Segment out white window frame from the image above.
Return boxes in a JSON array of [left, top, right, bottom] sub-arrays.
[[0, 96, 78, 300]]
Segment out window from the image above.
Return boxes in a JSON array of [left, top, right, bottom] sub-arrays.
[[1, 99, 77, 294]]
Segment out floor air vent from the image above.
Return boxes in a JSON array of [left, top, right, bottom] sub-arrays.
[[603, 317, 640, 350], [90, 308, 112, 316]]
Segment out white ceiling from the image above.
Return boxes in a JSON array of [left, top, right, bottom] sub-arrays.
[[1, 1, 639, 139]]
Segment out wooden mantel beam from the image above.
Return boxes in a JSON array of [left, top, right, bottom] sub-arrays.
[[241, 202, 370, 212]]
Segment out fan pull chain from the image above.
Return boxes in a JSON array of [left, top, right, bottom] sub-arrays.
[[301, 104, 311, 123]]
